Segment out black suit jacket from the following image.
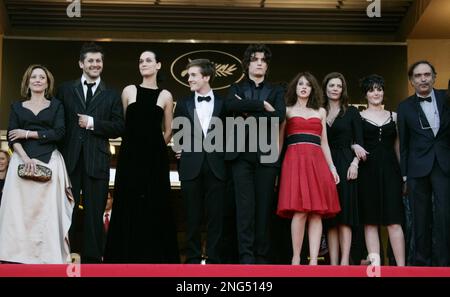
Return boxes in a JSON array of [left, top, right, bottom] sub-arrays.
[[174, 92, 264, 181], [225, 79, 286, 166], [56, 80, 125, 179], [397, 89, 450, 178]]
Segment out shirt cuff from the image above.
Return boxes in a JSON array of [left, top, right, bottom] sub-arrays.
[[86, 116, 94, 130]]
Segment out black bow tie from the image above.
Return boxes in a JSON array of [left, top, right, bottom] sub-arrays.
[[197, 96, 211, 102], [418, 96, 432, 103]]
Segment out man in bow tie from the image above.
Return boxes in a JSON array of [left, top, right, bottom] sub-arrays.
[[173, 59, 274, 264], [397, 60, 450, 266], [56, 42, 124, 263]]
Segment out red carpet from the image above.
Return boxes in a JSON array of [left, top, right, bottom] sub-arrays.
[[1, 264, 450, 277]]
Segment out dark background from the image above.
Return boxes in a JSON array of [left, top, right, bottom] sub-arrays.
[[1, 39, 408, 129]]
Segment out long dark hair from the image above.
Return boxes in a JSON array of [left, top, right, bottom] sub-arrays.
[[322, 72, 349, 117], [285, 72, 323, 110]]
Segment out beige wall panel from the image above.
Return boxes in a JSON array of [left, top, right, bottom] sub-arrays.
[[407, 39, 450, 94]]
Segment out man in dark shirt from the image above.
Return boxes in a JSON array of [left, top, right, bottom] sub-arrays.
[[225, 44, 286, 264]]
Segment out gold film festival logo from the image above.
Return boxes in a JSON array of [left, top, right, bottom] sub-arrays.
[[171, 50, 245, 90]]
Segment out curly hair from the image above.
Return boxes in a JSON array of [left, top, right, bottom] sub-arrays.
[[285, 72, 323, 110]]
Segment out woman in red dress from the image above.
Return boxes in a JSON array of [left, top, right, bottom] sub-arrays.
[[277, 72, 340, 265]]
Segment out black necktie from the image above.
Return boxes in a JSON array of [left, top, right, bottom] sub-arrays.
[[84, 81, 96, 107], [197, 96, 211, 102], [418, 96, 432, 103]]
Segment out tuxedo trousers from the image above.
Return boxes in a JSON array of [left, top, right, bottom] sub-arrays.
[[408, 161, 450, 266], [231, 153, 278, 264], [181, 159, 225, 264], [69, 149, 109, 263]]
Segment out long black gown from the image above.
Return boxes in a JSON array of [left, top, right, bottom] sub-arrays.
[[358, 112, 404, 225], [325, 106, 363, 227], [104, 85, 180, 263]]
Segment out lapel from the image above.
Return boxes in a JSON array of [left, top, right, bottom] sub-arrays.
[[211, 92, 222, 118], [186, 93, 196, 123], [207, 92, 223, 135], [435, 89, 444, 121], [186, 93, 204, 138], [434, 89, 450, 136], [87, 81, 106, 112], [72, 80, 86, 110]]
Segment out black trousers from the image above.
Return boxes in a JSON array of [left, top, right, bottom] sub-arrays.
[[181, 160, 225, 264], [231, 153, 278, 264], [408, 161, 450, 266], [69, 150, 109, 263]]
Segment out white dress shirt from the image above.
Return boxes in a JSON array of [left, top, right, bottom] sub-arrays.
[[80, 75, 101, 130], [418, 89, 440, 136], [194, 90, 215, 136]]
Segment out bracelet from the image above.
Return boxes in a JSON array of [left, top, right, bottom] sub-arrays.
[[329, 164, 336, 170], [25, 130, 30, 139], [350, 162, 359, 169]]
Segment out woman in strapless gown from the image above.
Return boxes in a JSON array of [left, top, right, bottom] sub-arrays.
[[277, 72, 340, 265]]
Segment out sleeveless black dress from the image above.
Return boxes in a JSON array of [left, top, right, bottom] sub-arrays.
[[104, 85, 180, 263], [358, 112, 404, 225], [325, 106, 363, 227]]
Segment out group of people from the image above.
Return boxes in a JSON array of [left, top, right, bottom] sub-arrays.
[[0, 42, 448, 267]]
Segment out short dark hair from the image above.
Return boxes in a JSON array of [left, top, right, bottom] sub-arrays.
[[79, 42, 104, 62], [285, 72, 323, 110], [242, 44, 272, 74], [186, 58, 216, 81], [407, 60, 437, 80], [360, 74, 385, 95]]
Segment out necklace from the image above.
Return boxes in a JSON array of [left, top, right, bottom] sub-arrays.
[[327, 108, 340, 126]]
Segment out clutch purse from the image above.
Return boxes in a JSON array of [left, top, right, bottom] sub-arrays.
[[18, 164, 52, 182]]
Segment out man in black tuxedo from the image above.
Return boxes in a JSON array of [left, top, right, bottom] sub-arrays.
[[56, 42, 124, 263], [173, 59, 274, 264], [397, 60, 450, 266], [225, 44, 286, 264]]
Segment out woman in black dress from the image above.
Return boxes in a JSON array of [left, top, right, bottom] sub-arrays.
[[104, 50, 179, 263], [322, 72, 367, 265], [358, 74, 405, 266]]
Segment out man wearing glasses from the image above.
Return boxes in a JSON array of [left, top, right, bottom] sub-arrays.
[[397, 61, 450, 266]]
